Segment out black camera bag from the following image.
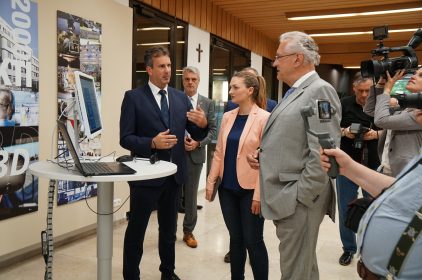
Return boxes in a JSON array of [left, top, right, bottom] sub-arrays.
[[345, 197, 373, 233], [344, 156, 422, 234]]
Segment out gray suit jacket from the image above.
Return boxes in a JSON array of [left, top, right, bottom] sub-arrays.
[[259, 73, 341, 221], [363, 87, 422, 176], [186, 94, 217, 164]]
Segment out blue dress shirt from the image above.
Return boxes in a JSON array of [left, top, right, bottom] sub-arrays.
[[358, 153, 422, 279]]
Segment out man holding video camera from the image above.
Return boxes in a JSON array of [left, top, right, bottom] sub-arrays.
[[364, 68, 422, 177], [337, 74, 381, 266]]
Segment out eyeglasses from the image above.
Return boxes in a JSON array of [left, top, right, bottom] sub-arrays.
[[274, 53, 297, 61]]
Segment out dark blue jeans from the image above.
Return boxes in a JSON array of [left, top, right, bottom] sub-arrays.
[[219, 187, 268, 280], [336, 175, 370, 254]]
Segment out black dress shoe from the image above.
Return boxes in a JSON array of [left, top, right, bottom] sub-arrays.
[[224, 251, 230, 263], [339, 252, 354, 266], [197, 205, 203, 210], [161, 273, 181, 280]]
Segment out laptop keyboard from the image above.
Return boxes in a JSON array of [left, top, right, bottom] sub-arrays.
[[81, 162, 115, 174]]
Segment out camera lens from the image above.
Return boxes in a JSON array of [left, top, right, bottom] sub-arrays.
[[360, 60, 374, 78]]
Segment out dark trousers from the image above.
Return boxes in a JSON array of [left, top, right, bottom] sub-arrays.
[[182, 157, 203, 233], [219, 187, 268, 280], [123, 176, 180, 280], [337, 175, 371, 254]]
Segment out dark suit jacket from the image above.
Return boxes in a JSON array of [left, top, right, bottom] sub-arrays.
[[120, 84, 206, 186], [186, 94, 217, 164], [225, 99, 277, 113]]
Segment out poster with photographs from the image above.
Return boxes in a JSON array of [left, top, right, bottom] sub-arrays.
[[0, 0, 39, 220], [57, 11, 102, 206]]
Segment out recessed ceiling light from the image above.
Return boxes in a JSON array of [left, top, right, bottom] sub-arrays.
[[288, 7, 422, 20], [309, 28, 417, 37]]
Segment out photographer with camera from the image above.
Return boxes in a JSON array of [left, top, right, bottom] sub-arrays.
[[337, 74, 381, 266], [363, 68, 422, 177], [319, 111, 422, 279]]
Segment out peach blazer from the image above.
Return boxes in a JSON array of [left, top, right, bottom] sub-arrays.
[[206, 103, 270, 201]]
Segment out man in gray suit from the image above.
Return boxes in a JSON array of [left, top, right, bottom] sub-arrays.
[[247, 31, 341, 279], [181, 66, 216, 248]]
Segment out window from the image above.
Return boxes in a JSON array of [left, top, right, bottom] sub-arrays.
[[209, 36, 251, 105], [262, 57, 279, 101], [207, 36, 250, 173], [131, 2, 187, 90]]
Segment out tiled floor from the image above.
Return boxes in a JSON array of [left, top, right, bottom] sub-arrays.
[[0, 192, 360, 279]]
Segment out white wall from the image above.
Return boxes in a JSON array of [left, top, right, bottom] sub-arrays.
[[186, 25, 211, 191], [250, 52, 263, 75], [0, 0, 133, 259], [186, 25, 210, 100]]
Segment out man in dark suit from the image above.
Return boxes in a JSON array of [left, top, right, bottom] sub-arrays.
[[119, 46, 208, 280], [181, 66, 216, 248]]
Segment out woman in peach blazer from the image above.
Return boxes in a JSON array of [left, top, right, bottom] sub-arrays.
[[206, 71, 270, 280]]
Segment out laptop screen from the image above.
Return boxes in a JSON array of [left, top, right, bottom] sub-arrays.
[[57, 120, 85, 173]]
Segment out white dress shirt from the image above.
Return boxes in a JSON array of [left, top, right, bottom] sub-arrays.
[[187, 92, 198, 109], [148, 80, 169, 110]]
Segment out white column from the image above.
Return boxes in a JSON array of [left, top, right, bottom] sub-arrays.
[[186, 25, 211, 191], [250, 52, 263, 75]]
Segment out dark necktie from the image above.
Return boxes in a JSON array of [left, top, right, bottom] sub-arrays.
[[159, 90, 169, 127], [282, 87, 296, 101]]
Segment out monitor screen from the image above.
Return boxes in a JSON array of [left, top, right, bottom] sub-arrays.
[[74, 71, 102, 139]]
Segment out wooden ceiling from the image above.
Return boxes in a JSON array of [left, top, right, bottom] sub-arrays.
[[209, 0, 422, 66]]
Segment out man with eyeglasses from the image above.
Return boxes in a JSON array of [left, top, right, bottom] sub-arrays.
[[247, 31, 341, 280], [180, 66, 216, 249]]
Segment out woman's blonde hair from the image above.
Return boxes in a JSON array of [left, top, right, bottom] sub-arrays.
[[232, 71, 267, 110]]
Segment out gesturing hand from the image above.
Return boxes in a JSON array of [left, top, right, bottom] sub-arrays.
[[187, 105, 207, 128], [152, 129, 178, 149]]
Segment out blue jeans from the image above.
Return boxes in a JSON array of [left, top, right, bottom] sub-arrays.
[[336, 175, 370, 254], [219, 187, 268, 280]]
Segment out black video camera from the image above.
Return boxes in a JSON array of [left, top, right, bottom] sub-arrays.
[[391, 93, 422, 109], [349, 123, 370, 149], [361, 26, 422, 79]]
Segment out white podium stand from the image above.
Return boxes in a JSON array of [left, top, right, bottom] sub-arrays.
[[29, 160, 177, 280]]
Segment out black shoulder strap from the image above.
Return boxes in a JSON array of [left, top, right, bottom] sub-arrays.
[[386, 205, 422, 279], [384, 156, 422, 279]]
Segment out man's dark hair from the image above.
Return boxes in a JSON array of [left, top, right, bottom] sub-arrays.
[[144, 46, 170, 68]]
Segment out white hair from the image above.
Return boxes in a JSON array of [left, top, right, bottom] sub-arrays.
[[279, 31, 320, 66], [182, 66, 200, 76]]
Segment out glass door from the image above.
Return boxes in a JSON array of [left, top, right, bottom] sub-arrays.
[[131, 3, 187, 90], [207, 37, 250, 173], [262, 57, 279, 101]]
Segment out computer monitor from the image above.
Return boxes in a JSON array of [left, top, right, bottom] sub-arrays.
[[74, 71, 102, 139]]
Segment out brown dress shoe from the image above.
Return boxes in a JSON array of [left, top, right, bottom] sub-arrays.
[[183, 232, 198, 248]]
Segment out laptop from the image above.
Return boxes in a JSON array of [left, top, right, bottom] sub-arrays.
[[57, 120, 136, 177]]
